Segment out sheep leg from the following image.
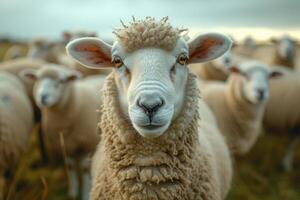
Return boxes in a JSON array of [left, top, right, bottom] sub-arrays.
[[67, 158, 79, 199], [282, 137, 299, 172], [80, 158, 91, 200]]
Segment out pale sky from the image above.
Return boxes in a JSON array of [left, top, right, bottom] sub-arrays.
[[0, 0, 299, 41]]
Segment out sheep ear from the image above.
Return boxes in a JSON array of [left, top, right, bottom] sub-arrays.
[[269, 71, 283, 78], [270, 37, 277, 43], [65, 71, 82, 82], [66, 37, 113, 69], [188, 33, 232, 63], [228, 66, 240, 74], [63, 31, 72, 42], [19, 69, 37, 81]]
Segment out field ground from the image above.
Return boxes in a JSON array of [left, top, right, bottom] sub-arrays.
[[0, 43, 300, 200]]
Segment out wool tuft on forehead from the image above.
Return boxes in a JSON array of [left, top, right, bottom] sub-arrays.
[[37, 64, 69, 80], [113, 16, 187, 53]]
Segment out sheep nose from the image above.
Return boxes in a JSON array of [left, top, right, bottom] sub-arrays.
[[257, 89, 265, 101], [41, 94, 48, 105], [224, 57, 231, 64], [137, 96, 164, 116]]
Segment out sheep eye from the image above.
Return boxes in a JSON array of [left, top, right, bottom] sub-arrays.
[[112, 56, 123, 68], [177, 54, 188, 65]]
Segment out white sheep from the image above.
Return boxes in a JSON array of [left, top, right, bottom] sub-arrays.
[[67, 17, 232, 200], [269, 36, 297, 69], [21, 65, 105, 200], [27, 36, 111, 76], [201, 61, 282, 155], [0, 58, 45, 105], [0, 72, 34, 199], [263, 66, 300, 171], [189, 51, 232, 81], [3, 45, 24, 61]]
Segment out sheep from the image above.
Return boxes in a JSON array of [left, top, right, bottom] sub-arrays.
[[0, 57, 48, 164], [62, 30, 98, 44], [262, 66, 300, 171], [2, 45, 24, 61], [0, 57, 45, 105], [67, 16, 233, 200], [21, 64, 105, 200], [269, 36, 297, 69], [189, 51, 232, 81], [27, 37, 111, 76], [0, 72, 34, 199], [234, 36, 297, 70], [201, 61, 282, 155]]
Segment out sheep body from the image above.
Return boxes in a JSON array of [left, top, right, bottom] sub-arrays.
[[263, 67, 300, 131], [189, 62, 228, 81], [38, 71, 104, 158], [3, 45, 24, 61], [0, 72, 33, 170], [90, 73, 232, 200], [0, 58, 44, 103], [201, 73, 265, 155]]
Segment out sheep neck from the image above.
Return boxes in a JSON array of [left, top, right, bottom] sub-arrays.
[[202, 62, 227, 81], [97, 72, 217, 199], [273, 49, 295, 68], [225, 74, 264, 141], [41, 83, 76, 129]]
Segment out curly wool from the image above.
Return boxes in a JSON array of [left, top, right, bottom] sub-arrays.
[[90, 72, 230, 200], [113, 17, 187, 53]]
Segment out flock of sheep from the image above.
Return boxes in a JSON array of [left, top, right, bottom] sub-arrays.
[[0, 16, 299, 200]]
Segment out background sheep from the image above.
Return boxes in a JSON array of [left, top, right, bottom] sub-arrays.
[[263, 66, 300, 171], [189, 51, 231, 81], [67, 17, 233, 199], [2, 45, 25, 61], [201, 61, 282, 155], [0, 72, 34, 199], [21, 65, 105, 200], [27, 36, 111, 77], [269, 36, 297, 68]]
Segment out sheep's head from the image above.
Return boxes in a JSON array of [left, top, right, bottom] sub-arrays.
[[66, 17, 232, 138], [20, 65, 81, 108], [211, 50, 233, 69], [272, 36, 296, 61], [228, 61, 282, 104], [27, 38, 61, 63]]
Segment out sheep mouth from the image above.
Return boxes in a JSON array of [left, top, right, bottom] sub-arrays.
[[141, 124, 164, 130]]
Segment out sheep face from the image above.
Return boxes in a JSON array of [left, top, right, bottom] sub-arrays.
[[20, 66, 81, 108], [67, 26, 232, 138], [276, 36, 296, 61], [211, 51, 233, 69], [27, 39, 61, 63], [229, 62, 282, 104]]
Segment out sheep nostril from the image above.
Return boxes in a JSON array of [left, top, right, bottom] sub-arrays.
[[41, 95, 48, 104], [224, 58, 231, 64], [257, 89, 265, 101], [137, 97, 164, 115]]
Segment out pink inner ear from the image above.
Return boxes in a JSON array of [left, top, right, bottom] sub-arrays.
[[229, 66, 240, 73], [25, 73, 36, 80], [190, 38, 224, 61], [75, 43, 110, 64], [270, 71, 283, 78]]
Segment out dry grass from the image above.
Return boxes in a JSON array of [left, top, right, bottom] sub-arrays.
[[7, 127, 300, 200]]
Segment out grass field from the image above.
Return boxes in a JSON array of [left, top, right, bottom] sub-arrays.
[[0, 43, 300, 200]]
